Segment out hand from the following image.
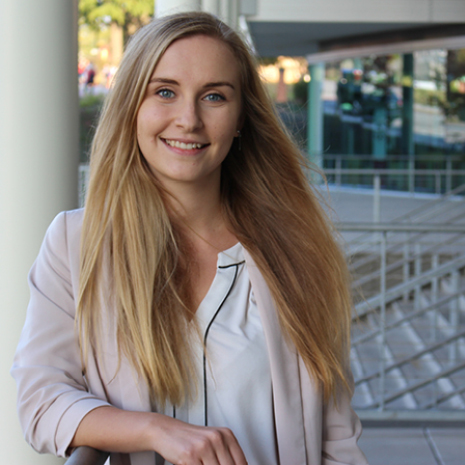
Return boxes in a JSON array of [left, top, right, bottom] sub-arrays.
[[70, 406, 247, 464], [152, 415, 248, 465]]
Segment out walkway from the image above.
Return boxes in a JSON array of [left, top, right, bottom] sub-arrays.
[[359, 427, 465, 465], [319, 185, 446, 224]]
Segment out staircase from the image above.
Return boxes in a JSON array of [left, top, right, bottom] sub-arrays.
[[343, 186, 465, 416]]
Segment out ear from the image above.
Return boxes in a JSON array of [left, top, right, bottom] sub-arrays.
[[235, 113, 245, 136]]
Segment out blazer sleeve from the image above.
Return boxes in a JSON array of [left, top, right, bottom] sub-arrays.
[[11, 211, 111, 457], [322, 371, 369, 465]]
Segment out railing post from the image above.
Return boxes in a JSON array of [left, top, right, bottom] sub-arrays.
[[446, 157, 452, 193], [449, 270, 459, 364], [435, 172, 441, 195], [414, 243, 422, 310], [409, 155, 415, 194], [403, 241, 410, 302], [336, 156, 342, 187], [431, 254, 439, 342], [373, 174, 381, 223], [378, 231, 387, 411]]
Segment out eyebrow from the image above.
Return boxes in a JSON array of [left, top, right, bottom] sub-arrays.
[[149, 77, 236, 90]]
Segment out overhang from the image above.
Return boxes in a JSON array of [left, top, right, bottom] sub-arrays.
[[247, 21, 465, 58]]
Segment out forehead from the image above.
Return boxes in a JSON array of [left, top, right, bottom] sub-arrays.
[[151, 34, 241, 84]]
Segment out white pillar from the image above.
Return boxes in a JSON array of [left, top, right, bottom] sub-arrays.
[[156, 0, 201, 17], [219, 0, 239, 28], [203, 0, 220, 15], [0, 0, 79, 463]]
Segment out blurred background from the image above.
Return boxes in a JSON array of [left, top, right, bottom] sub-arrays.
[[1, 1, 465, 464]]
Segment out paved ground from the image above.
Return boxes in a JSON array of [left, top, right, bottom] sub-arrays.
[[321, 186, 465, 465], [318, 185, 442, 224], [359, 426, 465, 465]]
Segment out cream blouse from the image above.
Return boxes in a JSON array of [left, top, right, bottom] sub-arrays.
[[160, 243, 278, 465]]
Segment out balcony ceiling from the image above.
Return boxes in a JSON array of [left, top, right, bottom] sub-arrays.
[[247, 21, 465, 57]]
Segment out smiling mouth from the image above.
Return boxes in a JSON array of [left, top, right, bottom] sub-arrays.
[[162, 138, 209, 150]]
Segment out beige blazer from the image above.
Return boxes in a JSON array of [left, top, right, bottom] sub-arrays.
[[12, 209, 368, 465]]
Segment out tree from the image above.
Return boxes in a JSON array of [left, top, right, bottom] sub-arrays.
[[79, 0, 154, 44]]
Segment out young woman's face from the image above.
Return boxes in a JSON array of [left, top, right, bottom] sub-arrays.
[[136, 34, 242, 190]]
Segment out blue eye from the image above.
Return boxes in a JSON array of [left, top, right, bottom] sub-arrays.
[[204, 93, 224, 102], [157, 89, 175, 99]]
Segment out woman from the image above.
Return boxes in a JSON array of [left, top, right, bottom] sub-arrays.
[[12, 11, 368, 465]]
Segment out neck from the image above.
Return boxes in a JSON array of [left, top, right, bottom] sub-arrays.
[[162, 176, 231, 248]]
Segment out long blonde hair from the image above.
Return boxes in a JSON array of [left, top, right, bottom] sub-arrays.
[[78, 11, 352, 406]]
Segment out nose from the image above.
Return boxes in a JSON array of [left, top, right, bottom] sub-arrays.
[[175, 99, 203, 132]]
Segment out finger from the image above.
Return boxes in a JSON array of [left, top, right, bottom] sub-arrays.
[[201, 430, 228, 465], [214, 429, 247, 465], [180, 432, 220, 465], [226, 442, 248, 465]]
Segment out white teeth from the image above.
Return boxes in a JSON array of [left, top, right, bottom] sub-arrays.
[[164, 139, 203, 150]]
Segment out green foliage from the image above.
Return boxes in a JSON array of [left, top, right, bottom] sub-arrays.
[[258, 57, 279, 66], [79, 94, 106, 162], [293, 78, 308, 106], [79, 0, 154, 31], [414, 88, 446, 107], [79, 93, 106, 108]]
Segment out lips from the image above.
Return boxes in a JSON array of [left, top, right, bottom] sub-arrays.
[[161, 138, 209, 150]]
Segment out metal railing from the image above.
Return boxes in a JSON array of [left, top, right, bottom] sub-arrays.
[[325, 167, 465, 195], [65, 447, 109, 465], [342, 223, 465, 417], [323, 154, 465, 195], [343, 182, 465, 293], [79, 157, 465, 209], [75, 164, 465, 420]]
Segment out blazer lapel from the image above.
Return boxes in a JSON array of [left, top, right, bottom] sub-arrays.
[[244, 250, 307, 465]]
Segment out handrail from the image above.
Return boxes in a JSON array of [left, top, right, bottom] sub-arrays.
[[351, 231, 464, 290], [324, 153, 462, 162], [355, 328, 465, 385], [376, 182, 465, 224], [65, 447, 109, 465], [362, 360, 465, 409], [352, 290, 465, 345], [340, 182, 465, 264], [323, 154, 464, 162], [337, 222, 465, 233], [346, 214, 465, 276], [325, 168, 465, 176], [422, 385, 465, 409], [353, 253, 465, 317]]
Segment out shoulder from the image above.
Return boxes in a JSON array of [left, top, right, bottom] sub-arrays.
[[36, 209, 84, 282], [44, 208, 84, 250], [47, 208, 84, 234]]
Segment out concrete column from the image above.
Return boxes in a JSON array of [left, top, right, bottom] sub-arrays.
[[224, 0, 239, 29], [157, 0, 239, 30], [156, 0, 201, 17], [307, 63, 324, 175], [203, 0, 220, 15], [0, 0, 79, 463]]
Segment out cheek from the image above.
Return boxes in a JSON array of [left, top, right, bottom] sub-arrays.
[[215, 115, 241, 140], [136, 103, 167, 135], [135, 109, 147, 140]]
